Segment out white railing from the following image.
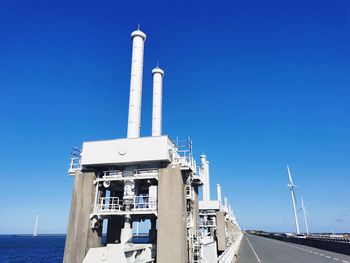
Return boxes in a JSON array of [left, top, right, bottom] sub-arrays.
[[199, 219, 216, 227], [94, 195, 157, 215], [103, 170, 123, 179], [68, 157, 81, 175], [134, 168, 159, 178], [133, 195, 157, 211]]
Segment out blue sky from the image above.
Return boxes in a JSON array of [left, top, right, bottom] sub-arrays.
[[0, 0, 349, 234]]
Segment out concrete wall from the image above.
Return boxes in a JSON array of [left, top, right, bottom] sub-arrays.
[[157, 165, 188, 262], [63, 172, 102, 263], [216, 211, 227, 252]]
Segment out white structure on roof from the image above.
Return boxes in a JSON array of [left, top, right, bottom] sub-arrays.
[[127, 29, 146, 139], [152, 66, 164, 136], [201, 155, 211, 201]]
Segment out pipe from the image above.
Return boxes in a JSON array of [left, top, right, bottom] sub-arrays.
[[127, 29, 146, 138], [152, 67, 164, 136]]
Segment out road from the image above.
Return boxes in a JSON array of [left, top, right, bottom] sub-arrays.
[[236, 234, 350, 263]]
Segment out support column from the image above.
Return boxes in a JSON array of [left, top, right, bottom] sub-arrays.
[[216, 211, 227, 252], [63, 172, 102, 263], [157, 165, 187, 263]]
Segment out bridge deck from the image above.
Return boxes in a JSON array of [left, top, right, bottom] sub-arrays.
[[237, 234, 350, 263]]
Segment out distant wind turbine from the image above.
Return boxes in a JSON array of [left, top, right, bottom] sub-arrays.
[[298, 196, 309, 235], [33, 213, 39, 237], [287, 165, 300, 234]]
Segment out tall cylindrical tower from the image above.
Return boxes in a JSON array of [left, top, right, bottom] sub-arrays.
[[216, 183, 222, 204], [152, 67, 164, 136], [127, 29, 146, 138], [201, 154, 210, 201]]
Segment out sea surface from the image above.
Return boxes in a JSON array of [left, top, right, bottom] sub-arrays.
[[0, 235, 149, 262], [0, 235, 65, 263]]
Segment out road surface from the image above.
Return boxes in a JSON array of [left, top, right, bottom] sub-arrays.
[[237, 234, 350, 263]]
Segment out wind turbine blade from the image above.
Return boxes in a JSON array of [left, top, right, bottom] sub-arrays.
[[287, 165, 294, 185], [301, 196, 304, 208]]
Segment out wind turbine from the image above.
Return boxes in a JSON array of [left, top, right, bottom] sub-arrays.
[[33, 213, 39, 237], [287, 165, 300, 234], [298, 196, 309, 235]]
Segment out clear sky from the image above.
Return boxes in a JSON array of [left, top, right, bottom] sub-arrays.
[[0, 0, 349, 234]]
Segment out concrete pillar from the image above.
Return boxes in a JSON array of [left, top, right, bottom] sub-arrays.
[[157, 165, 187, 263], [192, 186, 199, 229], [216, 211, 227, 252], [63, 172, 102, 263]]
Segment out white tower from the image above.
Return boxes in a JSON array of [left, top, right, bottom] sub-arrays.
[[201, 155, 210, 201], [216, 183, 222, 204], [127, 29, 146, 138], [287, 165, 300, 235], [152, 66, 164, 136]]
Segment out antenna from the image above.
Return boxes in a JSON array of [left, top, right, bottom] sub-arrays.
[[287, 165, 300, 234]]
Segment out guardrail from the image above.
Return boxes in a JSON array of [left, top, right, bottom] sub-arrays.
[[217, 232, 243, 263]]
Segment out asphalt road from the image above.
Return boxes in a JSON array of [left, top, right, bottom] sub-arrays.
[[236, 234, 350, 263]]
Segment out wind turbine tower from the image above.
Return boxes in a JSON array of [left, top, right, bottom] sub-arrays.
[[33, 213, 39, 237], [287, 165, 300, 235], [301, 196, 309, 235]]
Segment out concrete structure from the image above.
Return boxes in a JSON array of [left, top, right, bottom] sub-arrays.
[[198, 155, 242, 262], [152, 67, 164, 136], [63, 172, 102, 263], [157, 165, 187, 262], [64, 28, 241, 263]]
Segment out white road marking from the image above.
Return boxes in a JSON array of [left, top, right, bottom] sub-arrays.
[[326, 256, 331, 258], [334, 258, 340, 261], [245, 235, 262, 263], [342, 260, 349, 263]]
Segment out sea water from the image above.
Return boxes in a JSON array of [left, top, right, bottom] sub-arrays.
[[0, 235, 149, 262], [0, 235, 65, 263]]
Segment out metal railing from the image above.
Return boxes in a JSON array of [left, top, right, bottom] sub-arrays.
[[68, 157, 81, 175], [134, 168, 159, 178], [94, 195, 157, 215]]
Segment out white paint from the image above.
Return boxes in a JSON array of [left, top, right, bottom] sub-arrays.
[[245, 235, 262, 263], [81, 136, 173, 165], [152, 67, 164, 136], [127, 30, 146, 138], [200, 155, 210, 201]]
